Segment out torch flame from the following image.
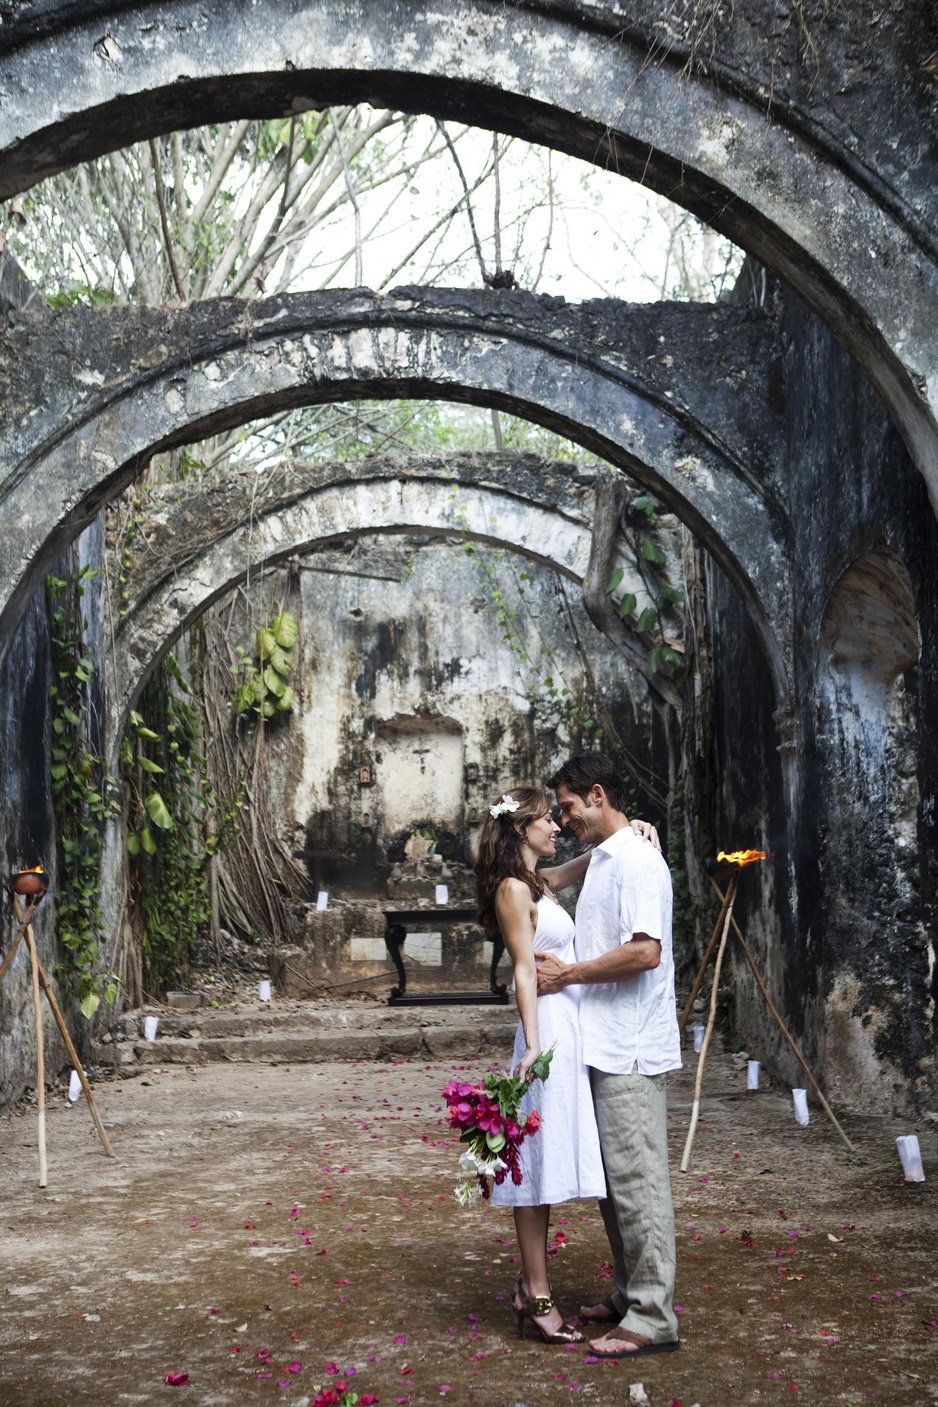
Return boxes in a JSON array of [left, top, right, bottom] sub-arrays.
[[716, 848, 767, 867], [18, 865, 44, 874]]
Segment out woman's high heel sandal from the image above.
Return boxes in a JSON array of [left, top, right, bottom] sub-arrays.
[[513, 1288, 583, 1344]]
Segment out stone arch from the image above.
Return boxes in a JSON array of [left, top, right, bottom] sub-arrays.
[[0, 289, 791, 702], [816, 546, 925, 1111], [105, 454, 673, 762], [1, 1, 936, 505], [109, 471, 591, 741]]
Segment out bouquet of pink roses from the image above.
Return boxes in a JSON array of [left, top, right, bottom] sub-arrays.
[[442, 1049, 554, 1205]]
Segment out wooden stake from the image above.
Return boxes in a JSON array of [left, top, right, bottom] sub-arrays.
[[681, 876, 737, 1173], [32, 953, 116, 1158], [708, 875, 856, 1155], [25, 926, 47, 1187], [6, 894, 117, 1164], [679, 891, 734, 1033], [0, 899, 37, 983]]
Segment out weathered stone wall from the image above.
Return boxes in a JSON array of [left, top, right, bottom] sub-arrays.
[[1, 0, 936, 501], [257, 538, 655, 892], [708, 273, 938, 1114], [0, 518, 106, 1109]]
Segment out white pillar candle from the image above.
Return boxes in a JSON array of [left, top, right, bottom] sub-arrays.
[[143, 1015, 159, 1043], [435, 884, 449, 904], [792, 1088, 809, 1125], [68, 1068, 82, 1102], [316, 891, 329, 911], [747, 1060, 760, 1090], [258, 979, 272, 1002], [896, 1134, 925, 1182], [693, 1024, 705, 1054]]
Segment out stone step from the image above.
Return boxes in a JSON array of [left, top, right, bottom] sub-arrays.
[[94, 999, 518, 1076]]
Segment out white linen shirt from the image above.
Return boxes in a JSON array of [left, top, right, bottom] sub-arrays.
[[575, 825, 682, 1076]]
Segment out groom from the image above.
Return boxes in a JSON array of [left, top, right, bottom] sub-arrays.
[[535, 752, 681, 1357]]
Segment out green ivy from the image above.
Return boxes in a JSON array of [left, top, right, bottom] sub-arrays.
[[46, 567, 120, 1019], [605, 493, 686, 686], [231, 610, 298, 718], [124, 656, 217, 993], [667, 764, 697, 967]]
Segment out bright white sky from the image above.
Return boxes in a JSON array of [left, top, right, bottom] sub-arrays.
[[261, 115, 742, 305]]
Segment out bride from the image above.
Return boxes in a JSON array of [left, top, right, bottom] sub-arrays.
[[475, 785, 657, 1345]]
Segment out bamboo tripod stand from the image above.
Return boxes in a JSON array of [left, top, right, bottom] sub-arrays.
[[678, 870, 855, 1172], [2, 882, 115, 1186]]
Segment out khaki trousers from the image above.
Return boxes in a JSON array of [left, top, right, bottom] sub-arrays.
[[590, 1067, 679, 1344]]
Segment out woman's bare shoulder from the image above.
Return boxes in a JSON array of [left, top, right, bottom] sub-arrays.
[[495, 876, 536, 909]]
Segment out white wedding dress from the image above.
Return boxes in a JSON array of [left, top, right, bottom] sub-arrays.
[[491, 896, 606, 1207]]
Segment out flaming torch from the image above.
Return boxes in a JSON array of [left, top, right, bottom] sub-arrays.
[[716, 849, 767, 868], [7, 865, 49, 899], [679, 844, 856, 1168], [680, 845, 766, 1173]]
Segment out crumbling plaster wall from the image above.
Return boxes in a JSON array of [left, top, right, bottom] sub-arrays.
[[707, 274, 938, 1115], [252, 538, 655, 895]]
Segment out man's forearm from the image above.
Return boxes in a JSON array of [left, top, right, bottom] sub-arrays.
[[564, 938, 660, 987]]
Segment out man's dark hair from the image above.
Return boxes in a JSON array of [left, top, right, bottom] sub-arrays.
[[547, 752, 631, 816]]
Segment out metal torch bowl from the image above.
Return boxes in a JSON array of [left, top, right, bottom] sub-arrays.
[[8, 870, 49, 898]]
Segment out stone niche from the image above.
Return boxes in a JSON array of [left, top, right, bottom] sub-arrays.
[[374, 712, 464, 843], [817, 547, 925, 1112]]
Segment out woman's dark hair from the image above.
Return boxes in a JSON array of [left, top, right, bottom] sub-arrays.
[[475, 786, 552, 937], [547, 752, 631, 815]]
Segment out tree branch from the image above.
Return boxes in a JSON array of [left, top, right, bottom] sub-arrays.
[[147, 138, 187, 303]]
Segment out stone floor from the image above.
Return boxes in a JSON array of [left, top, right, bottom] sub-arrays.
[[1, 1000, 937, 1407]]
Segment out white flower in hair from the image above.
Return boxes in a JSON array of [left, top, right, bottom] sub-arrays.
[[489, 793, 521, 819]]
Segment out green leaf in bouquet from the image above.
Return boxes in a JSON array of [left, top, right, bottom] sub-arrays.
[[529, 1046, 555, 1083]]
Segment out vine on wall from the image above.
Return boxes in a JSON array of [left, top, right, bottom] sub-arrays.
[[231, 610, 298, 718], [605, 494, 685, 686], [46, 566, 120, 1018], [123, 652, 228, 995]]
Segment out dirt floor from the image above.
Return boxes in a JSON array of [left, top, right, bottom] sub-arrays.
[[2, 1014, 937, 1407]]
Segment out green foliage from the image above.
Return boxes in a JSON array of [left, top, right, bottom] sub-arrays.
[[123, 655, 230, 994], [46, 568, 120, 1019], [45, 283, 117, 309], [604, 492, 686, 688], [481, 1048, 554, 1123], [667, 765, 696, 968], [231, 611, 298, 719]]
